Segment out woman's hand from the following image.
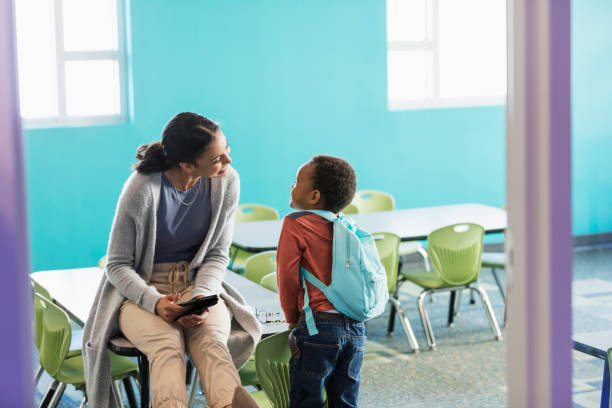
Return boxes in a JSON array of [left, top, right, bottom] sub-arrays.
[[155, 293, 184, 323], [178, 308, 209, 328]]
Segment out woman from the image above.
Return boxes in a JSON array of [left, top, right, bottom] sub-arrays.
[[83, 112, 262, 408]]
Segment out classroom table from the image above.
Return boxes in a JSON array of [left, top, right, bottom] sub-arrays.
[[573, 330, 612, 408], [30, 267, 288, 334], [231, 203, 506, 252], [232, 202, 507, 328]]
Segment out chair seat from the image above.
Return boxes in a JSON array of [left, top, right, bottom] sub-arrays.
[[401, 270, 445, 289], [54, 352, 138, 385], [398, 241, 423, 255], [238, 355, 259, 387], [250, 390, 272, 408], [481, 252, 506, 268]]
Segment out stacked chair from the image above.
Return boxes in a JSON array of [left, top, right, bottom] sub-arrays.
[[230, 204, 280, 273], [34, 293, 139, 408]]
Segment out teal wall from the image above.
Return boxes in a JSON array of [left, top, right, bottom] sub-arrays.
[[571, 0, 612, 235], [25, 0, 520, 271]]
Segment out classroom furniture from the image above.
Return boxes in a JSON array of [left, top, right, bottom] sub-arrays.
[[230, 204, 280, 273], [232, 203, 506, 253], [255, 330, 293, 408], [400, 223, 503, 350], [373, 232, 419, 352], [351, 190, 395, 213], [31, 267, 288, 407], [342, 203, 359, 214], [245, 250, 277, 284], [260, 272, 278, 293], [573, 330, 612, 408], [32, 280, 83, 388], [35, 294, 138, 408]]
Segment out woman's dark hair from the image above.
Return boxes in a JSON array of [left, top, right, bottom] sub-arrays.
[[310, 155, 357, 213], [133, 112, 219, 173]]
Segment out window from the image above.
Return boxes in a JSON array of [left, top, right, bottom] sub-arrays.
[[387, 0, 507, 110], [14, 0, 128, 127]]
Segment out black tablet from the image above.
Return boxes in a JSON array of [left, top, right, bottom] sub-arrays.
[[177, 295, 219, 318]]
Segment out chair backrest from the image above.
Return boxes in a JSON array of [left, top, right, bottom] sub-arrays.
[[352, 190, 395, 213], [31, 280, 52, 350], [245, 251, 277, 284], [260, 272, 278, 292], [255, 330, 292, 408], [373, 232, 401, 294], [31, 278, 52, 300], [236, 204, 279, 223], [427, 223, 484, 286], [98, 255, 108, 269], [35, 293, 71, 377], [342, 203, 359, 215]]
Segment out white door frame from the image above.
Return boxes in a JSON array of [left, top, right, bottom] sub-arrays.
[[506, 0, 572, 406]]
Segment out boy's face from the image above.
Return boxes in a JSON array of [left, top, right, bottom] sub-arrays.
[[290, 162, 322, 210]]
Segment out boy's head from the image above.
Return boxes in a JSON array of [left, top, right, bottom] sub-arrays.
[[290, 154, 356, 213]]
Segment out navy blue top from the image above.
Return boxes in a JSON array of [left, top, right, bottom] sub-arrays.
[[154, 173, 212, 263]]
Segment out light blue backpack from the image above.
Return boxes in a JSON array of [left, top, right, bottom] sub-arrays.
[[299, 210, 389, 335]]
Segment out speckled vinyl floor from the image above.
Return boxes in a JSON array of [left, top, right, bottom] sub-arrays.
[[33, 246, 612, 407]]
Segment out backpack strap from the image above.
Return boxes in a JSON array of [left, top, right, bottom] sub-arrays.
[[299, 266, 330, 336], [304, 209, 338, 222]]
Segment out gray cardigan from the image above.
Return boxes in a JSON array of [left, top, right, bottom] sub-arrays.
[[82, 167, 262, 408]]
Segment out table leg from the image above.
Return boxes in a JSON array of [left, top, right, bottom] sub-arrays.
[[448, 291, 456, 326], [601, 358, 610, 408]]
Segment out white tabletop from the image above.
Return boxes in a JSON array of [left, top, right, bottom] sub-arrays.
[[232, 203, 507, 251], [31, 267, 287, 334]]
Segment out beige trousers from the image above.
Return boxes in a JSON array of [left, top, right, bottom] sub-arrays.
[[119, 262, 241, 408]]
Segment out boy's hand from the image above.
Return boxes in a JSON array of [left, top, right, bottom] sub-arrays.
[[288, 322, 297, 329]]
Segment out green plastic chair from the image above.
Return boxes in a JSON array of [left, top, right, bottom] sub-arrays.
[[189, 355, 265, 407], [31, 280, 81, 389], [400, 223, 503, 349], [98, 255, 108, 269], [373, 233, 419, 352], [35, 293, 139, 407], [230, 204, 280, 273], [255, 330, 292, 408], [260, 272, 278, 293], [351, 190, 395, 213], [245, 251, 277, 285], [342, 203, 359, 215], [351, 190, 428, 268]]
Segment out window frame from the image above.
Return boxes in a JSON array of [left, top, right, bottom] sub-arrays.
[[20, 0, 129, 129], [387, 0, 506, 111]]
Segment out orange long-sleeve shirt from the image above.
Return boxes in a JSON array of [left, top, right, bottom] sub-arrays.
[[276, 212, 335, 324]]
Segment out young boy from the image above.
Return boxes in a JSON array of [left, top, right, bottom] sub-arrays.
[[276, 154, 362, 408]]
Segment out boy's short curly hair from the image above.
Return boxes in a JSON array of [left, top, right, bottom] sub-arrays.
[[310, 155, 357, 213]]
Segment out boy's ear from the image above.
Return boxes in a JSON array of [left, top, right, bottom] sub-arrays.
[[310, 189, 322, 205]]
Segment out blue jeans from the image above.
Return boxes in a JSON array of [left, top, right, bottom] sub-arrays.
[[288, 313, 365, 408]]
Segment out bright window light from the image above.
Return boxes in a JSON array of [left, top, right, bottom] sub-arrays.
[[387, 0, 507, 110], [14, 0, 128, 127]]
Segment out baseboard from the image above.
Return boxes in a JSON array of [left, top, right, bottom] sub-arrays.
[[482, 232, 612, 253], [573, 232, 612, 248]]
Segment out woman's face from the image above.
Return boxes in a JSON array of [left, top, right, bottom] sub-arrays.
[[192, 131, 232, 178]]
